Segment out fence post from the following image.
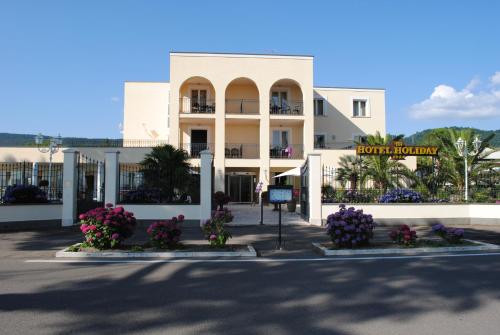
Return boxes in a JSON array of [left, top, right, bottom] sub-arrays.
[[31, 162, 38, 186], [104, 150, 120, 206], [307, 154, 322, 226], [62, 149, 79, 227], [200, 150, 213, 226]]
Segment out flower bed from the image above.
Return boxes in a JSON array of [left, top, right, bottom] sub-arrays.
[[313, 239, 500, 256], [56, 243, 257, 258]]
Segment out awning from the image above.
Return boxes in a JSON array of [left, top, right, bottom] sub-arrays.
[[273, 166, 301, 178]]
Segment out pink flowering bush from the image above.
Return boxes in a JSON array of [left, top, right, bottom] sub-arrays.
[[78, 203, 137, 250], [389, 224, 417, 247], [211, 208, 233, 223], [202, 217, 232, 248], [147, 215, 184, 249]]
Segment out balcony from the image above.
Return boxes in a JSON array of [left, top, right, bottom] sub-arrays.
[[179, 97, 216, 114], [270, 144, 303, 159], [314, 141, 356, 150], [226, 99, 259, 115], [225, 143, 260, 159], [269, 101, 303, 115], [180, 143, 214, 158]]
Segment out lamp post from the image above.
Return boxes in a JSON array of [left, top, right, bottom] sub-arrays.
[[455, 136, 481, 202], [35, 133, 63, 200]]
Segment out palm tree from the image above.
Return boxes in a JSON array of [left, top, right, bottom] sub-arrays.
[[425, 128, 496, 190], [335, 155, 367, 190], [360, 132, 418, 192], [140, 144, 192, 202]]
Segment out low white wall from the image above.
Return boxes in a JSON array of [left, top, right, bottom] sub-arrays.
[[118, 204, 201, 221], [0, 204, 62, 222], [322, 203, 500, 225]]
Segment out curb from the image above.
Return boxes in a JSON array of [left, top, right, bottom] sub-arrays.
[[56, 244, 257, 258], [312, 239, 500, 256]]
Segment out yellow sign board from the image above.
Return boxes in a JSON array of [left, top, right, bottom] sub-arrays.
[[356, 141, 439, 160]]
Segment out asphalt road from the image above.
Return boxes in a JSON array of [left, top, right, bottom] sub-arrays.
[[2, 226, 500, 335]]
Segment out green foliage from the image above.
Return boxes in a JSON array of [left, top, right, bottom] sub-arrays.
[[359, 132, 419, 192], [140, 144, 192, 202]]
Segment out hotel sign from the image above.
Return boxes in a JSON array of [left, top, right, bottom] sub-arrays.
[[356, 140, 438, 160]]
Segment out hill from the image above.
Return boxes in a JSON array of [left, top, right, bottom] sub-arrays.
[[404, 127, 500, 147]]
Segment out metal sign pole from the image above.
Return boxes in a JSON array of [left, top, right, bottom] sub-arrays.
[[278, 202, 282, 250], [260, 195, 263, 225]]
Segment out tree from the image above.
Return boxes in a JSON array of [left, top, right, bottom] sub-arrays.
[[423, 128, 497, 190], [140, 145, 192, 202], [335, 155, 367, 190], [360, 132, 418, 192]]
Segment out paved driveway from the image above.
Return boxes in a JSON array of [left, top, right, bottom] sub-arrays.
[[2, 224, 500, 334]]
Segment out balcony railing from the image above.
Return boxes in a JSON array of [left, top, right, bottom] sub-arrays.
[[225, 143, 260, 159], [179, 97, 216, 114], [180, 143, 214, 158], [225, 99, 259, 115], [269, 101, 303, 115], [270, 144, 303, 159], [314, 141, 356, 150]]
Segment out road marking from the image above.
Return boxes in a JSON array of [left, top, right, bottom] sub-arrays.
[[24, 252, 500, 264]]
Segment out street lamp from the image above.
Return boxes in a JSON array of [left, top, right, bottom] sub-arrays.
[[455, 136, 481, 201], [35, 133, 63, 200]]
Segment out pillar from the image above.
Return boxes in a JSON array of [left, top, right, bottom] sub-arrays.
[[200, 150, 213, 225], [61, 149, 78, 227], [104, 150, 120, 206], [31, 162, 38, 186], [307, 154, 322, 225]]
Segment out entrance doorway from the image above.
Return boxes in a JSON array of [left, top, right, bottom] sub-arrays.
[[190, 129, 208, 157], [225, 172, 256, 203]]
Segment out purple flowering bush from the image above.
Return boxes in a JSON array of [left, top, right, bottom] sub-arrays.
[[379, 189, 423, 203], [389, 224, 418, 246], [211, 208, 234, 223], [326, 204, 376, 248], [78, 204, 137, 250], [147, 215, 184, 249], [202, 217, 232, 248], [432, 224, 464, 244], [2, 185, 47, 204]]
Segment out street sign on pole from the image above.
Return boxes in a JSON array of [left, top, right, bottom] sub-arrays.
[[268, 185, 293, 250]]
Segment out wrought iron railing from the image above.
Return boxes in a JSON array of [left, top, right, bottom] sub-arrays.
[[179, 97, 216, 114], [314, 141, 356, 150], [225, 143, 260, 159], [269, 100, 303, 115], [320, 186, 500, 204], [225, 99, 259, 114], [0, 161, 63, 203], [180, 143, 214, 158], [270, 144, 303, 159], [118, 163, 200, 204]]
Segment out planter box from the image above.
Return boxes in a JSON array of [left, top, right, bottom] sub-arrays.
[[312, 239, 500, 256], [56, 244, 257, 258]]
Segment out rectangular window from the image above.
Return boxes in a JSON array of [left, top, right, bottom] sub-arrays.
[[314, 134, 326, 148], [353, 135, 368, 144], [314, 99, 324, 116], [353, 99, 367, 117]]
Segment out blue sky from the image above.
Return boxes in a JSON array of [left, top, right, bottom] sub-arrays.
[[1, 0, 499, 138]]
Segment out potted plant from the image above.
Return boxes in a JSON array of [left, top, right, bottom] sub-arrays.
[[287, 198, 296, 212], [213, 191, 230, 210]]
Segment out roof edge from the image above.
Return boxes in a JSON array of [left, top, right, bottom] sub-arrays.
[[170, 51, 314, 59]]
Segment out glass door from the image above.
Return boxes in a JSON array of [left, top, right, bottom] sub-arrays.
[[225, 174, 254, 203]]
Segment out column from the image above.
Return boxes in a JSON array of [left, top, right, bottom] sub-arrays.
[[96, 161, 105, 202], [104, 150, 120, 206], [200, 150, 213, 226], [214, 85, 225, 192], [61, 149, 79, 227], [31, 162, 39, 186], [307, 154, 322, 225], [259, 85, 270, 191]]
